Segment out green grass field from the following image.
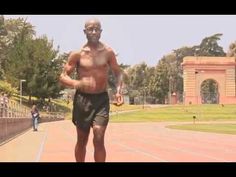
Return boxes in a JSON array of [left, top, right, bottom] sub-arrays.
[[110, 104, 236, 122], [166, 123, 236, 135], [110, 104, 236, 135]]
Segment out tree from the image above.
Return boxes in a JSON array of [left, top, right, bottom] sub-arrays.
[[22, 36, 63, 101], [226, 41, 236, 57], [124, 62, 148, 103], [173, 46, 195, 96], [193, 33, 226, 57], [108, 62, 130, 92], [0, 15, 8, 80], [154, 60, 169, 103], [3, 17, 35, 84], [2, 16, 66, 102], [5, 28, 64, 101]]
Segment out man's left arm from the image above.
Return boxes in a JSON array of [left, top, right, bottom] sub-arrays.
[[108, 49, 124, 105]]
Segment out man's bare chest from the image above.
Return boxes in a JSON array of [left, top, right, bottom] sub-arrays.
[[79, 52, 109, 68]]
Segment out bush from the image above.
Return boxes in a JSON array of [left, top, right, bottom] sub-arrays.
[[0, 80, 18, 96]]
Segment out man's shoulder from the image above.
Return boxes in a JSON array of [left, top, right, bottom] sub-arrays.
[[70, 50, 81, 55], [101, 43, 115, 53], [80, 43, 90, 52], [68, 50, 82, 59]]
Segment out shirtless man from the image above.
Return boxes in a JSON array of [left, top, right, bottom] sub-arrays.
[[59, 18, 124, 162]]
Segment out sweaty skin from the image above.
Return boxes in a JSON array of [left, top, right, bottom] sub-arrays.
[[60, 42, 123, 96], [59, 19, 124, 162], [60, 20, 123, 104]]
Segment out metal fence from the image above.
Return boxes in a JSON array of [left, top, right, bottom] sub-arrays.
[[0, 100, 29, 118], [0, 100, 65, 145]]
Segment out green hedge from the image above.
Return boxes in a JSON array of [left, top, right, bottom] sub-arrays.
[[0, 80, 18, 96]]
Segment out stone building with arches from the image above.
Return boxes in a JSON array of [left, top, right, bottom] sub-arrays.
[[182, 57, 236, 104]]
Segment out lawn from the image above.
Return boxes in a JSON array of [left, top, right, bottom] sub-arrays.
[[110, 104, 236, 122], [166, 123, 236, 135], [109, 104, 236, 135]]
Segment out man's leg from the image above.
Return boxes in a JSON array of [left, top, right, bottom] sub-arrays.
[[93, 125, 107, 162], [75, 126, 90, 162]]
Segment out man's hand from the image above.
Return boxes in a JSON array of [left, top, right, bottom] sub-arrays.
[[113, 93, 124, 106]]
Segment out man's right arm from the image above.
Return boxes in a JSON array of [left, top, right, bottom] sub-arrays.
[[59, 52, 96, 90], [59, 51, 81, 89]]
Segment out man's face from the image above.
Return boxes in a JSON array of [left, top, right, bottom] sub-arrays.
[[84, 22, 102, 44]]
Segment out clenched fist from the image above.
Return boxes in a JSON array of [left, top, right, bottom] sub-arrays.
[[112, 93, 124, 106]]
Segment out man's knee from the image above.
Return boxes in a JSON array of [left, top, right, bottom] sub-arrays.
[[77, 137, 89, 147], [93, 126, 106, 147], [93, 137, 104, 148], [76, 130, 90, 147]]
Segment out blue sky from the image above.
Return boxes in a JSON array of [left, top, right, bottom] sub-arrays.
[[4, 15, 236, 66]]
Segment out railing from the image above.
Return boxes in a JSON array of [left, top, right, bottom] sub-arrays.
[[0, 100, 29, 118], [0, 100, 65, 145]]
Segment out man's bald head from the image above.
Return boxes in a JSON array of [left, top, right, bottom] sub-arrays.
[[84, 18, 102, 44], [84, 18, 101, 29]]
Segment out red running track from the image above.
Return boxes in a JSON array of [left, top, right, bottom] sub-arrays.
[[0, 120, 236, 162]]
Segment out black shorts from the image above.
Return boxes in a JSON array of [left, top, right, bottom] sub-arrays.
[[72, 90, 110, 131]]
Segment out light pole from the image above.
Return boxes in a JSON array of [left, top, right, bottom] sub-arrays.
[[20, 79, 26, 106], [141, 70, 146, 109], [169, 76, 172, 104]]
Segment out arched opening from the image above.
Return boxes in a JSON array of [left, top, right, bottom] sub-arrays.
[[182, 57, 236, 104], [200, 79, 219, 104]]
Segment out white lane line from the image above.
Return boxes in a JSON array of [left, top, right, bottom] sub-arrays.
[[35, 130, 48, 162], [114, 141, 168, 162], [109, 124, 230, 162], [129, 127, 230, 162]]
